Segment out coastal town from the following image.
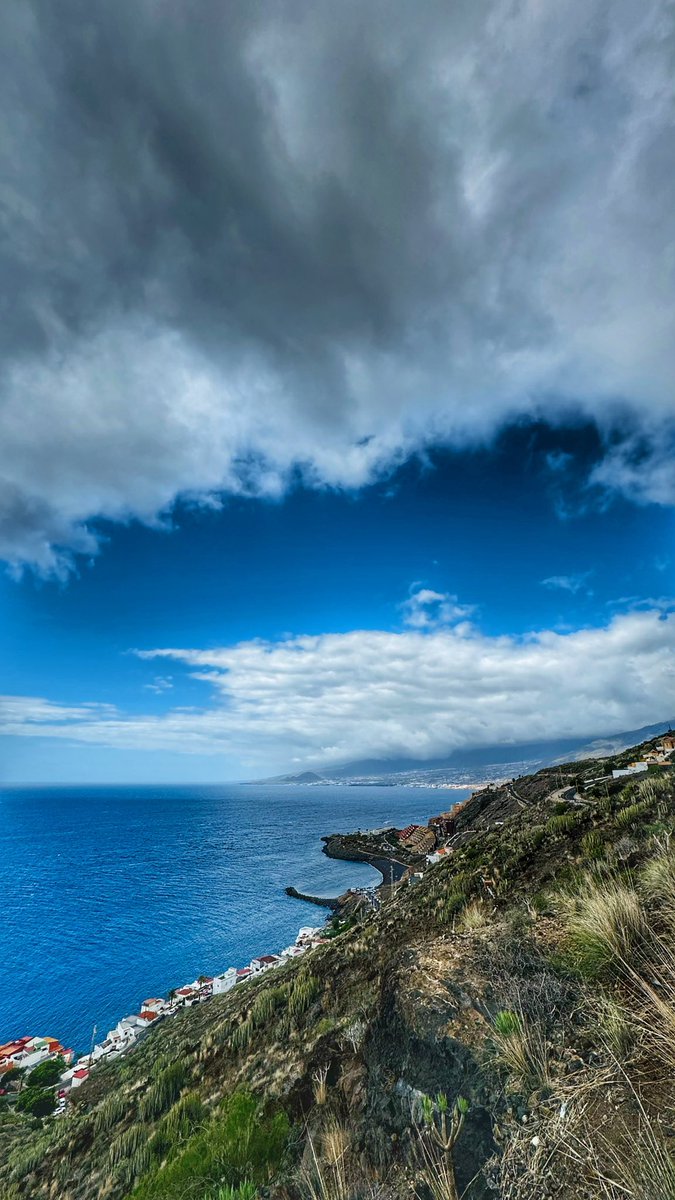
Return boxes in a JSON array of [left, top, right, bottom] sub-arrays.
[[0, 924, 326, 1118], [3, 730, 673, 1121]]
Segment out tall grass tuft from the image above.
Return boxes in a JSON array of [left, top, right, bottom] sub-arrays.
[[490, 1008, 549, 1090], [560, 875, 647, 979], [139, 1061, 187, 1121]]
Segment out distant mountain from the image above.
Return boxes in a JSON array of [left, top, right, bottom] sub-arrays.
[[254, 770, 327, 785], [256, 719, 674, 786]]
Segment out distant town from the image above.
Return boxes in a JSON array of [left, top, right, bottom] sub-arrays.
[[0, 924, 327, 1119]]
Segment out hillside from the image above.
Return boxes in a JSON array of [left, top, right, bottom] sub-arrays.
[[259, 719, 675, 787], [2, 735, 675, 1200]]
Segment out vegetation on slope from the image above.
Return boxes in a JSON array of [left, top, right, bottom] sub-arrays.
[[2, 744, 674, 1200]]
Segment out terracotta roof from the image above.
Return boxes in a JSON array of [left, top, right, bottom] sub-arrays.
[[255, 955, 279, 964], [142, 998, 163, 1005], [397, 824, 420, 840], [136, 1011, 157, 1021], [73, 1069, 89, 1079]]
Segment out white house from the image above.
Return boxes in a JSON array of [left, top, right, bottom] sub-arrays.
[[212, 968, 237, 995], [250, 954, 281, 973], [141, 997, 167, 1014], [297, 927, 321, 943], [612, 763, 648, 779]]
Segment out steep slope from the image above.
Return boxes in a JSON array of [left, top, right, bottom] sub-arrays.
[[2, 739, 675, 1200]]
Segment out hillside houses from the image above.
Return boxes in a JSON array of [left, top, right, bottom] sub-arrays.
[[0, 1035, 73, 1075]]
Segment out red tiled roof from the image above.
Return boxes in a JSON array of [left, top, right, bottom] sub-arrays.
[[142, 998, 163, 1006], [175, 987, 195, 996], [73, 1069, 89, 1079], [397, 824, 420, 840], [255, 955, 278, 964], [236, 968, 251, 976], [136, 1011, 157, 1021]]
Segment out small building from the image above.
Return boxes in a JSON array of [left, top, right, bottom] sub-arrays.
[[612, 763, 648, 779], [70, 1068, 90, 1089], [250, 954, 281, 973], [428, 812, 456, 839], [610, 763, 648, 782], [213, 968, 238, 995], [141, 997, 166, 1013]]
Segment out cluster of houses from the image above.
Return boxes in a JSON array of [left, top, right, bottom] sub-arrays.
[[610, 734, 675, 779], [0, 1035, 73, 1076], [396, 803, 467, 865], [41, 925, 326, 1100]]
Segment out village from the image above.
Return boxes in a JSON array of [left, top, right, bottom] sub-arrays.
[[3, 732, 673, 1121], [0, 923, 326, 1118]]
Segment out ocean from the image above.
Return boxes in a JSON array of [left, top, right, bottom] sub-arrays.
[[0, 783, 470, 1052]]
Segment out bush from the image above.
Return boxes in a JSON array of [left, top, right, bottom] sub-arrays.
[[546, 812, 578, 836], [580, 831, 604, 861], [26, 1057, 65, 1088], [139, 1061, 187, 1121], [560, 875, 647, 978], [490, 1008, 549, 1090], [15, 1087, 56, 1118]]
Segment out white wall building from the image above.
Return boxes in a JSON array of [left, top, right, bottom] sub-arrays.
[[212, 968, 237, 995]]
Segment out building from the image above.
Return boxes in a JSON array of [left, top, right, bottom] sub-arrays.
[[250, 954, 281, 973], [70, 1068, 90, 1089], [428, 812, 456, 839], [612, 763, 648, 779], [141, 997, 166, 1014], [0, 1036, 72, 1074], [213, 968, 238, 995], [400, 825, 436, 854]]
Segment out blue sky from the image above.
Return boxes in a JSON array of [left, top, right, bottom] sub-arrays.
[[1, 425, 673, 781], [1, 1, 674, 781]]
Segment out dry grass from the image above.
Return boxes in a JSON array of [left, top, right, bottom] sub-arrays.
[[301, 1122, 352, 1200], [490, 1008, 550, 1091], [312, 1065, 329, 1106], [559, 873, 647, 978], [456, 898, 490, 933]]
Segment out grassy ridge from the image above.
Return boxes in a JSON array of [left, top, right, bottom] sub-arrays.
[[1, 746, 674, 1200]]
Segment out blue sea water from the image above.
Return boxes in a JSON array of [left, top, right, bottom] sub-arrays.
[[0, 783, 470, 1053]]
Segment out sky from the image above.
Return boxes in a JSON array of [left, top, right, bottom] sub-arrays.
[[0, 0, 674, 782]]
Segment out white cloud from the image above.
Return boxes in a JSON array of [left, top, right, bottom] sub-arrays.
[[541, 572, 593, 595], [1, 0, 675, 570], [401, 587, 475, 629], [144, 675, 174, 693], [1, 609, 673, 772]]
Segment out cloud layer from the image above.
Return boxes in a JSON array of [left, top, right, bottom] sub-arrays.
[[2, 609, 673, 772], [1, 0, 675, 570]]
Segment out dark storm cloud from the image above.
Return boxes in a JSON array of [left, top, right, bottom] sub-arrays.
[[1, 0, 674, 571]]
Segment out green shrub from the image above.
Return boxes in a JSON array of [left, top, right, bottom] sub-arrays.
[[560, 876, 647, 978], [15, 1087, 56, 1118], [139, 1061, 187, 1121], [26, 1057, 65, 1088], [129, 1092, 290, 1200], [615, 801, 651, 831], [93, 1090, 127, 1134], [546, 812, 578, 836], [580, 831, 604, 860], [288, 974, 320, 1020], [440, 892, 467, 922]]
